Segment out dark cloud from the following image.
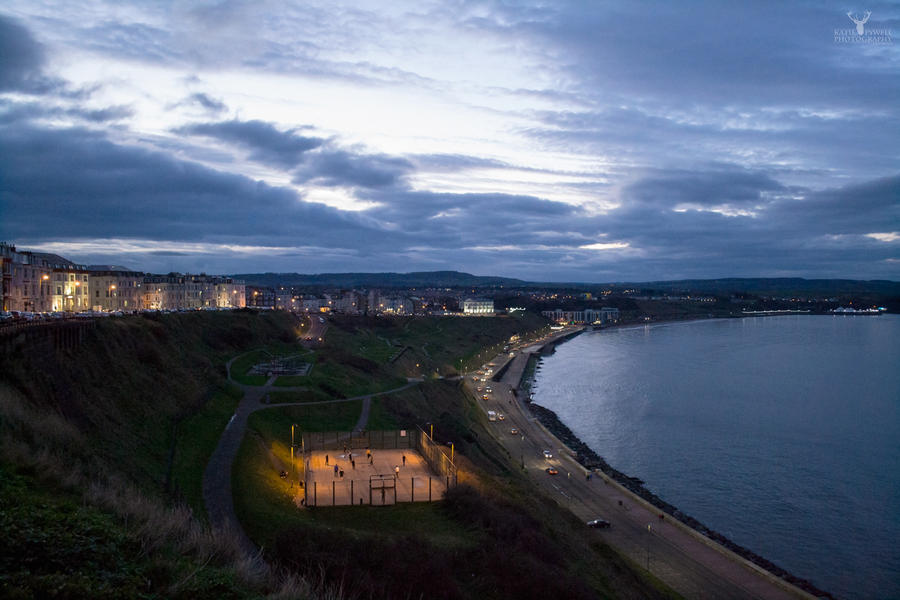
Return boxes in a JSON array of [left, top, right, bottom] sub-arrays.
[[481, 2, 900, 113], [0, 15, 67, 95], [0, 121, 364, 246], [189, 92, 227, 113], [69, 104, 134, 122], [176, 119, 324, 168], [623, 168, 787, 209], [293, 150, 413, 189], [0, 98, 132, 124]]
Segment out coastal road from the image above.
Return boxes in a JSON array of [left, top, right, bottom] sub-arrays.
[[301, 315, 328, 345], [468, 337, 813, 600]]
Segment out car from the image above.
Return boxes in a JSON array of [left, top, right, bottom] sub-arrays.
[[497, 413, 505, 421], [542, 449, 553, 459], [545, 467, 559, 475], [587, 519, 611, 529], [510, 427, 519, 435], [482, 394, 489, 400], [485, 387, 492, 393], [476, 387, 484, 392]]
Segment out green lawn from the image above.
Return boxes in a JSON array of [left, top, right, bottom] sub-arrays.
[[268, 389, 330, 404], [229, 350, 269, 385], [367, 397, 400, 429], [273, 375, 309, 387], [172, 383, 244, 520], [324, 326, 398, 364], [304, 360, 407, 399], [230, 344, 310, 386]]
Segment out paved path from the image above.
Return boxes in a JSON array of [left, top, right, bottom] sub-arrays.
[[202, 351, 421, 554], [470, 332, 816, 600]]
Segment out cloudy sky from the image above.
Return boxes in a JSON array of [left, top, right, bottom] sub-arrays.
[[1, 1, 898, 282]]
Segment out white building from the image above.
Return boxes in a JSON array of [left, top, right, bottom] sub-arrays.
[[463, 298, 494, 315]]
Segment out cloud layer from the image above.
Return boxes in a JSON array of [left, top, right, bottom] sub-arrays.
[[0, 4, 898, 281]]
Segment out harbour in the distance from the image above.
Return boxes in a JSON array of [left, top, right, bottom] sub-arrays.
[[531, 315, 900, 600]]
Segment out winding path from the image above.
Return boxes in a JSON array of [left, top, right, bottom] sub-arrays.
[[202, 351, 421, 555]]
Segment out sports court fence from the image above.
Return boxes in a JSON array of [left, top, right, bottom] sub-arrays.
[[298, 427, 457, 506]]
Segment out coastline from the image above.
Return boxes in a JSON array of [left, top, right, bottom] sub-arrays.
[[521, 320, 834, 600]]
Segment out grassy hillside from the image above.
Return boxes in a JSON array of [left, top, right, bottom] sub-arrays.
[[0, 310, 316, 598], [0, 309, 674, 600]]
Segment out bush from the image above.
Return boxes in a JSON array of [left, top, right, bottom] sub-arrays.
[[272, 527, 461, 600]]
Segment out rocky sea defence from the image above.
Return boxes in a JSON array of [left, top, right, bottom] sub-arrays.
[[527, 401, 833, 600]]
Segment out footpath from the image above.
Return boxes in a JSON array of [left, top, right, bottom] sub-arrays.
[[202, 352, 419, 556]]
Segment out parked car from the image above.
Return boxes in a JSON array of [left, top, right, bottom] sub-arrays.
[[542, 449, 553, 459], [587, 519, 611, 529]]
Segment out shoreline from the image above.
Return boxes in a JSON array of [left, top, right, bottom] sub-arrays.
[[521, 320, 834, 600]]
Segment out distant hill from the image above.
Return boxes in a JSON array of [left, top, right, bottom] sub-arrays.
[[231, 270, 527, 288], [616, 278, 900, 297], [230, 270, 899, 298]]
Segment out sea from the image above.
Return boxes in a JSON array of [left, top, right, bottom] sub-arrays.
[[530, 315, 900, 600]]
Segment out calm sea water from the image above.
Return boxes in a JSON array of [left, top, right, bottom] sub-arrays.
[[531, 315, 900, 600]]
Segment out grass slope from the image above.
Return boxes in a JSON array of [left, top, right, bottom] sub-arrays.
[[0, 310, 328, 598], [1, 309, 676, 600]]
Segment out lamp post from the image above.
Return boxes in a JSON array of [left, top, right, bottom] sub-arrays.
[[646, 523, 651, 571], [521, 434, 525, 469], [41, 274, 49, 311], [291, 423, 299, 482]]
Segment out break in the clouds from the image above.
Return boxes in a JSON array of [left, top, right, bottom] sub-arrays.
[[0, 2, 898, 282]]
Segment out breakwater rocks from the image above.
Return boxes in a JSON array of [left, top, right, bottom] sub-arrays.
[[528, 402, 833, 600]]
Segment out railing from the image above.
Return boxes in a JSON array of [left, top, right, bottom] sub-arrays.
[[414, 427, 457, 486], [301, 429, 414, 452]]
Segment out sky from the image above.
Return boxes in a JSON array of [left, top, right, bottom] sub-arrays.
[[0, 1, 898, 283]]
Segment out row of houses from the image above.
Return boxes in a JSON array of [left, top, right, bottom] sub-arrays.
[[541, 307, 620, 325], [246, 285, 496, 317], [1, 243, 245, 313]]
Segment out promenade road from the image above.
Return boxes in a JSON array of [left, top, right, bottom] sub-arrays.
[[468, 330, 815, 600]]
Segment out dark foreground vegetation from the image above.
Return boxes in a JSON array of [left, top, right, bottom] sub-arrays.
[[1, 309, 676, 599]]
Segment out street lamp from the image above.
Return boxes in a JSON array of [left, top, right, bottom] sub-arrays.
[[291, 423, 299, 482]]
